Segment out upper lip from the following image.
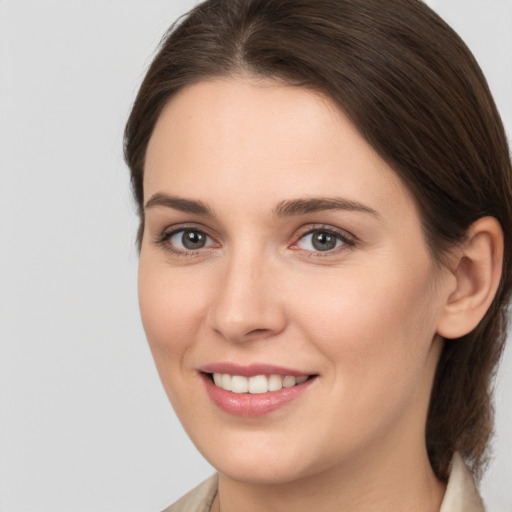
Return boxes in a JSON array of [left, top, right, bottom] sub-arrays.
[[199, 362, 313, 377]]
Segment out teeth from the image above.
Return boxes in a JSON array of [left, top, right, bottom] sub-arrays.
[[282, 376, 296, 388], [268, 374, 283, 392], [221, 374, 232, 391], [248, 375, 268, 394], [231, 375, 248, 393], [211, 373, 310, 393]]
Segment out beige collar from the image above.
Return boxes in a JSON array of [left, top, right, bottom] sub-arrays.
[[439, 452, 484, 512]]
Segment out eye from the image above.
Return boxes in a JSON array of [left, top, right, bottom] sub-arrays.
[[160, 228, 217, 253], [295, 228, 352, 253]]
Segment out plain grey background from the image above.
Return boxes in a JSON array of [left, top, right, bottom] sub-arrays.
[[0, 1, 510, 511]]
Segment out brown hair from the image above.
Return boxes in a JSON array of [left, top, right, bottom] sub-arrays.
[[124, 0, 512, 481]]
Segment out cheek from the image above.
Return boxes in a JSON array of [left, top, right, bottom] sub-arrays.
[[137, 259, 210, 368], [286, 261, 441, 456], [291, 254, 440, 388]]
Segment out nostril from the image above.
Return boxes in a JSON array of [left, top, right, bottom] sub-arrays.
[[247, 328, 272, 336]]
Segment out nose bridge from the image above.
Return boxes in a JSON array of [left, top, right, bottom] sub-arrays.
[[208, 243, 285, 342]]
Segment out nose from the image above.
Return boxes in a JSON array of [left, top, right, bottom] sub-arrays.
[[207, 251, 287, 343]]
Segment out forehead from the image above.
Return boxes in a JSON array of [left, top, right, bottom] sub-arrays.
[[144, 78, 414, 219]]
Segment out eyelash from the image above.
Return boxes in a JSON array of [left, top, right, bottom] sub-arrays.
[[291, 225, 356, 257], [154, 225, 217, 257], [154, 224, 357, 258]]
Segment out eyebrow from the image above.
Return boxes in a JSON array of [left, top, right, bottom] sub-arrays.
[[144, 192, 379, 219], [273, 197, 380, 218], [145, 193, 213, 216]]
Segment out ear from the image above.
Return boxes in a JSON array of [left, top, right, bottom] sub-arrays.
[[436, 217, 504, 339]]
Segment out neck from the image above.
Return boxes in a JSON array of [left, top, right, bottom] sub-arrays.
[[215, 445, 445, 512]]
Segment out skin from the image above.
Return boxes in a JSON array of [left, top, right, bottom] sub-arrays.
[[139, 78, 459, 512]]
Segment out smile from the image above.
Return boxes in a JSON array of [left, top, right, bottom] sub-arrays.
[[211, 373, 309, 393], [199, 364, 317, 417]]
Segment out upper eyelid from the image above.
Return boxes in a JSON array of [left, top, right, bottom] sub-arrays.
[[160, 223, 215, 238], [293, 224, 356, 241], [161, 224, 353, 238]]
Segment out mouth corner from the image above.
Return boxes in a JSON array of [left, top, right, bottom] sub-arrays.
[[203, 371, 214, 382]]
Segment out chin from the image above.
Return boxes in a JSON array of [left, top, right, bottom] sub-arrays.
[[211, 454, 310, 485], [190, 428, 326, 485]]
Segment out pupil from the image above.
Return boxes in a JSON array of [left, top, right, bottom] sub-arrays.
[[182, 230, 206, 249], [312, 231, 337, 251]]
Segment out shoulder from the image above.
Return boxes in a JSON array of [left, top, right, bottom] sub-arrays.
[[161, 474, 218, 512], [440, 452, 485, 512]]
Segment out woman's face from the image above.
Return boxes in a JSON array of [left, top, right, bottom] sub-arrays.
[[139, 79, 451, 484]]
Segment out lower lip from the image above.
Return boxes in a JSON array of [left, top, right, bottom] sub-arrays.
[[201, 373, 316, 417]]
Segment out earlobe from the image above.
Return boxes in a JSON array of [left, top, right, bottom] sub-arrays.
[[437, 217, 504, 340]]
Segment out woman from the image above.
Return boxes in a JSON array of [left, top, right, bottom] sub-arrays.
[[124, 0, 512, 510]]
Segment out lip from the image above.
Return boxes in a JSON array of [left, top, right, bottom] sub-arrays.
[[199, 362, 311, 377], [200, 368, 317, 417]]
